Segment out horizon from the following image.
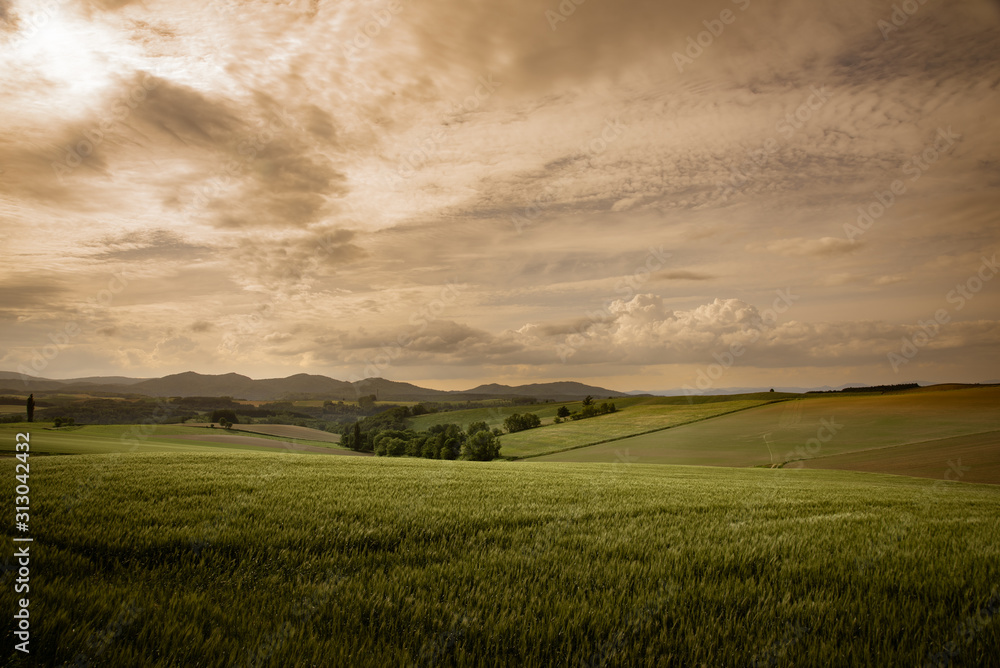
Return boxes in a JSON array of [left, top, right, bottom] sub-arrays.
[[5, 367, 997, 395], [2, 0, 999, 391]]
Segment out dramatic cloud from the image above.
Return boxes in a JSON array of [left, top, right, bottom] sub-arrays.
[[0, 0, 998, 389]]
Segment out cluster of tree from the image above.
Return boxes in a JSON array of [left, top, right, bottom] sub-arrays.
[[17, 398, 199, 426], [210, 409, 240, 424], [840, 383, 919, 394], [52, 417, 76, 428], [343, 417, 502, 461], [503, 413, 542, 433], [807, 384, 919, 394], [553, 396, 617, 423]]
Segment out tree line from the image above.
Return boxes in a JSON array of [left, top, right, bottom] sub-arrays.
[[342, 408, 502, 461]]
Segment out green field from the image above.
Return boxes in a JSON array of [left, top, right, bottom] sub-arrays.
[[0, 424, 349, 456], [2, 452, 998, 666], [407, 393, 800, 433], [501, 400, 775, 458], [407, 394, 797, 460], [185, 422, 342, 444], [534, 387, 1000, 472]]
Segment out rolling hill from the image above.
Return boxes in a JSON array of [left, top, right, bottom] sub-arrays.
[[531, 386, 1000, 483], [0, 370, 627, 402]]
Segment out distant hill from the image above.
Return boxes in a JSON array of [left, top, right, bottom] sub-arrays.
[[464, 381, 629, 400], [0, 371, 626, 402]]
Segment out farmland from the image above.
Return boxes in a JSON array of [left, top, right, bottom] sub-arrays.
[[2, 452, 998, 666], [533, 387, 1000, 477], [0, 423, 352, 457], [407, 394, 796, 459], [800, 430, 1000, 484], [185, 422, 342, 444], [500, 399, 776, 458]]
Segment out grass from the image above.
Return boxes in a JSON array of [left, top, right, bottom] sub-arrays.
[[0, 405, 25, 414], [0, 423, 344, 456], [2, 452, 998, 666], [230, 423, 342, 444], [185, 422, 343, 445], [534, 387, 1000, 473], [500, 400, 775, 458]]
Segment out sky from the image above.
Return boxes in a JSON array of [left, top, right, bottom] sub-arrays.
[[1, 0, 999, 392]]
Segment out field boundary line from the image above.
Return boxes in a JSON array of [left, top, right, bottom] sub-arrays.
[[511, 399, 790, 461], [778, 429, 1000, 468]]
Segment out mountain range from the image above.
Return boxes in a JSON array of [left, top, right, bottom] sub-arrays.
[[0, 371, 631, 402]]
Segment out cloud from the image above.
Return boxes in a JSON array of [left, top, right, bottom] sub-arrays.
[[189, 320, 213, 333], [654, 270, 716, 281], [0, 279, 68, 309], [87, 229, 212, 262], [0, 0, 997, 386], [757, 237, 861, 257]]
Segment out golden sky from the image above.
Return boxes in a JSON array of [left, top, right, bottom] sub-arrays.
[[1, 0, 999, 391]]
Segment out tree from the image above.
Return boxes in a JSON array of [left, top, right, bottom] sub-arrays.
[[219, 418, 232, 429], [467, 421, 490, 436], [504, 413, 541, 433], [353, 421, 363, 451], [211, 409, 239, 425], [462, 429, 501, 461], [557, 405, 571, 418], [26, 394, 34, 423], [582, 395, 594, 407]]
